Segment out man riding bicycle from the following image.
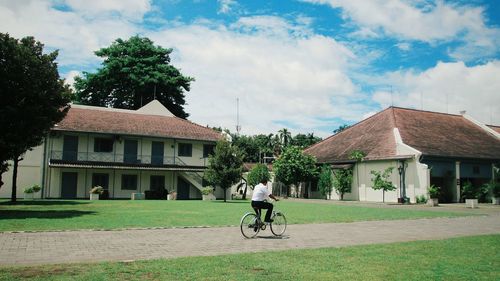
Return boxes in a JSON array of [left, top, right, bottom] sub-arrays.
[[251, 178, 279, 223]]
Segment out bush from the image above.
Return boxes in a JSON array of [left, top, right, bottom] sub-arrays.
[[461, 181, 478, 200], [24, 184, 41, 194], [247, 164, 271, 188], [416, 194, 427, 204], [201, 187, 214, 195], [89, 186, 104, 194], [428, 185, 440, 199], [486, 180, 500, 197]]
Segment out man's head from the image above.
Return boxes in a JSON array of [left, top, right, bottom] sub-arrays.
[[259, 178, 268, 185]]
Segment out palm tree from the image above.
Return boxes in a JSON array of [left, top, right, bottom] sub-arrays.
[[278, 128, 292, 148]]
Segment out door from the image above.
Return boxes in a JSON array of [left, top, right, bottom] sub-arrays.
[[92, 173, 109, 189], [61, 172, 78, 198], [62, 135, 78, 161], [151, 141, 164, 165], [177, 177, 190, 200], [150, 175, 165, 191], [124, 140, 138, 163]]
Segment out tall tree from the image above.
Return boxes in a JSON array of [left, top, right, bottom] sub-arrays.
[[333, 124, 350, 134], [247, 164, 271, 188], [332, 168, 353, 200], [203, 140, 244, 202], [278, 128, 292, 148], [291, 133, 322, 148], [0, 33, 71, 202], [273, 146, 317, 197], [318, 165, 333, 200], [74, 36, 194, 118]]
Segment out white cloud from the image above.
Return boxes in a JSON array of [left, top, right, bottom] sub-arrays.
[[396, 42, 410, 51], [0, 0, 144, 66], [372, 61, 500, 125], [65, 0, 151, 21], [147, 16, 366, 137], [218, 0, 236, 14], [304, 0, 500, 61], [63, 70, 80, 89]]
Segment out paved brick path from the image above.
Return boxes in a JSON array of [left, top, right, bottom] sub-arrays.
[[1, 211, 499, 266]]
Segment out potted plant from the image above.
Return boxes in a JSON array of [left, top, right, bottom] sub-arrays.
[[201, 187, 215, 200], [23, 184, 41, 200], [487, 180, 500, 205], [89, 185, 103, 200], [462, 181, 478, 208], [427, 185, 440, 207], [167, 191, 177, 200]]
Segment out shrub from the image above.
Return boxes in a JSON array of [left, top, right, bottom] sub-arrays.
[[89, 186, 104, 194], [201, 187, 214, 195], [428, 185, 440, 199], [247, 164, 271, 188], [24, 184, 41, 194], [486, 180, 500, 198], [461, 181, 478, 200], [416, 194, 427, 204]]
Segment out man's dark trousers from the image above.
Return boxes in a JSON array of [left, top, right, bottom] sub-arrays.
[[251, 200, 273, 222]]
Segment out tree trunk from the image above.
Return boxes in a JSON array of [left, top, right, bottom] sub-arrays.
[[340, 193, 344, 200], [382, 190, 385, 203], [223, 186, 227, 202], [11, 157, 19, 203]]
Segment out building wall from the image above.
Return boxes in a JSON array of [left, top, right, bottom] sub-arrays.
[[2, 132, 215, 199], [0, 144, 44, 199]]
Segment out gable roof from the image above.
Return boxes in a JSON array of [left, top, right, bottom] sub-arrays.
[[53, 102, 222, 142], [305, 107, 500, 163]]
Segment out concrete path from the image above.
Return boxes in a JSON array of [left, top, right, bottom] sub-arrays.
[[1, 211, 499, 266]]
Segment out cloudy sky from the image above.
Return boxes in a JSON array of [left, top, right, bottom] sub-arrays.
[[1, 0, 499, 137]]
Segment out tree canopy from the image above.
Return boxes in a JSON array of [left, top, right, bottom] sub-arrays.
[[247, 163, 271, 188], [74, 36, 193, 118], [0, 33, 71, 201], [273, 146, 317, 197], [203, 140, 244, 202]]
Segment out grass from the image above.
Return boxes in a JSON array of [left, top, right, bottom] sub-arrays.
[[0, 199, 470, 232], [0, 235, 498, 280]]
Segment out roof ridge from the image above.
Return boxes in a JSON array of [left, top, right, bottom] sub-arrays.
[[391, 106, 461, 117]]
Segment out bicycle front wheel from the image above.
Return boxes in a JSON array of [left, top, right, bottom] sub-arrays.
[[270, 212, 287, 236], [240, 213, 260, 238]]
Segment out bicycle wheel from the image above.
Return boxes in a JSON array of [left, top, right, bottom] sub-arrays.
[[270, 212, 287, 236], [240, 213, 260, 238]]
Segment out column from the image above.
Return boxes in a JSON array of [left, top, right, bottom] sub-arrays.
[[455, 161, 461, 203]]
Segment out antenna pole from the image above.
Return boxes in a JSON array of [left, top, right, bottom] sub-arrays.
[[236, 98, 241, 135]]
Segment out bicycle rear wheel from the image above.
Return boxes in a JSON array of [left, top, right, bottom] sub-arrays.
[[240, 213, 260, 238], [270, 212, 287, 236]]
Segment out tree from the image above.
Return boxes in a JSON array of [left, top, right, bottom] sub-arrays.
[[273, 146, 317, 197], [74, 36, 193, 118], [278, 128, 292, 148], [318, 165, 333, 199], [0, 33, 71, 202], [333, 124, 350, 134], [203, 140, 244, 202], [332, 168, 353, 200], [291, 133, 322, 148], [370, 167, 396, 202], [247, 164, 271, 188]]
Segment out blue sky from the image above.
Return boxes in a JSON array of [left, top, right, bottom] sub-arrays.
[[1, 0, 500, 137]]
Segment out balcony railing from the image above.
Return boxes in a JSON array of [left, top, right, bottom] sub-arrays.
[[50, 151, 188, 166]]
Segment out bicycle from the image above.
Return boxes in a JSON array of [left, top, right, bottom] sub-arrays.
[[240, 201, 287, 238]]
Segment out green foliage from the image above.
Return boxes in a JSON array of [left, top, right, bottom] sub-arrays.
[[23, 184, 41, 194], [203, 140, 243, 202], [332, 168, 353, 200], [427, 185, 440, 199], [416, 194, 427, 204], [349, 150, 366, 161], [247, 164, 270, 188], [0, 33, 71, 200], [461, 181, 489, 202], [74, 36, 193, 118], [89, 186, 104, 194], [318, 165, 333, 199], [370, 167, 396, 202], [200, 187, 214, 195], [485, 180, 500, 197], [333, 124, 350, 134], [273, 146, 317, 196]]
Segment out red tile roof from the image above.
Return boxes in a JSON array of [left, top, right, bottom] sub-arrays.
[[54, 105, 222, 142], [305, 107, 500, 163]]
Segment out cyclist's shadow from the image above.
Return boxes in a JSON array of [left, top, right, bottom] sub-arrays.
[[255, 235, 290, 240]]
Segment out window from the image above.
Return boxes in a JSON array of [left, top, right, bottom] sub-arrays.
[[122, 175, 137, 190], [203, 144, 215, 158], [178, 143, 192, 157], [473, 166, 480, 175], [94, 138, 113, 152]]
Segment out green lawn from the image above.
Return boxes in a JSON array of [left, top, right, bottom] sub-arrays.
[[0, 235, 498, 280], [0, 199, 469, 232]]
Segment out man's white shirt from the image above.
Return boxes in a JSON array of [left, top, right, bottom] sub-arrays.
[[252, 183, 271, 201]]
